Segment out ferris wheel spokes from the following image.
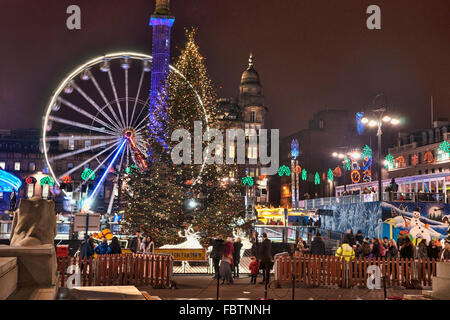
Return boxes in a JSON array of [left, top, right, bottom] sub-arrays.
[[88, 70, 123, 129], [130, 70, 146, 129], [125, 67, 129, 128], [49, 139, 119, 162], [45, 135, 116, 142], [47, 115, 117, 135], [58, 97, 118, 133], [71, 82, 122, 131], [59, 140, 121, 181], [107, 69, 126, 128]]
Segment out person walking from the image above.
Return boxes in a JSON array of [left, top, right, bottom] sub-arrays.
[[140, 236, 155, 253], [386, 239, 398, 259], [399, 237, 414, 259], [220, 237, 234, 284], [210, 235, 224, 280], [258, 233, 272, 285], [128, 231, 142, 253], [109, 236, 122, 254], [95, 237, 111, 255], [233, 237, 243, 278], [441, 240, 450, 260], [310, 232, 326, 256], [249, 256, 259, 284], [356, 238, 371, 258], [80, 235, 95, 259], [355, 230, 364, 246]]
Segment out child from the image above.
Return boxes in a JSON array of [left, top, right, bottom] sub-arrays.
[[249, 256, 259, 284]]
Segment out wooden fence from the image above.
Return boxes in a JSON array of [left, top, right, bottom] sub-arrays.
[[57, 253, 174, 288], [275, 254, 447, 288]]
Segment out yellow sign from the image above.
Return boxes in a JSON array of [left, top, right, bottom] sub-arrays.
[[154, 248, 207, 261]]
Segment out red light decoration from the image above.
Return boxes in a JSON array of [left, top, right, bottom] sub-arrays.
[[424, 150, 434, 164], [25, 177, 35, 184], [61, 175, 72, 184], [411, 154, 419, 166], [293, 165, 302, 174], [333, 167, 342, 177], [395, 156, 406, 168], [351, 170, 361, 184]]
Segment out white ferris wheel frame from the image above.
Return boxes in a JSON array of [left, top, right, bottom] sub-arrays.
[[42, 51, 210, 197]]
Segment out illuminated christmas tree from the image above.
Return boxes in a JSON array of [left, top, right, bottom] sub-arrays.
[[123, 29, 244, 247]]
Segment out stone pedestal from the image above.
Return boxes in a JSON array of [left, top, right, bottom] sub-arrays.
[[0, 257, 18, 300], [430, 262, 450, 300], [0, 245, 57, 287]]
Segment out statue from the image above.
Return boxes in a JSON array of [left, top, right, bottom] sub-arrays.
[[10, 197, 57, 247]]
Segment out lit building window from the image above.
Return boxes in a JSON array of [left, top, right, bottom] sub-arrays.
[[69, 139, 75, 151], [14, 162, 21, 171], [27, 183, 34, 198], [42, 184, 49, 199], [67, 163, 74, 170], [319, 119, 324, 129], [85, 140, 91, 148], [250, 111, 256, 122], [0, 162, 5, 170], [29, 162, 36, 172]]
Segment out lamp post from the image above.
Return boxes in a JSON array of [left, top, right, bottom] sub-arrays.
[[361, 106, 400, 201], [331, 149, 361, 194]]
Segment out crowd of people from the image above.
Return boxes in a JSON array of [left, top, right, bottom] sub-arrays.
[[78, 231, 157, 258], [209, 232, 273, 286], [333, 229, 450, 261]]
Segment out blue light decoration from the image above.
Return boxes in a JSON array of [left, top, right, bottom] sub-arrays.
[[290, 139, 299, 159], [362, 145, 373, 182], [82, 139, 127, 213], [0, 169, 22, 192], [149, 4, 175, 150], [356, 112, 365, 135]]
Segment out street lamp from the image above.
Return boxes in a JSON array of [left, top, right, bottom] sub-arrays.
[[331, 148, 359, 193], [361, 106, 400, 201]]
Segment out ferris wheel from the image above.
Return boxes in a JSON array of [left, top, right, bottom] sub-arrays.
[[42, 52, 208, 213]]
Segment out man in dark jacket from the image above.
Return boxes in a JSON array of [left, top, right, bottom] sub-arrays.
[[233, 238, 243, 278], [355, 230, 364, 246], [258, 233, 272, 285], [310, 233, 326, 255], [210, 236, 224, 279], [80, 236, 94, 259], [128, 231, 142, 253]]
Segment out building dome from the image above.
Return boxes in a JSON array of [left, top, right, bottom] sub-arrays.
[[240, 53, 261, 85]]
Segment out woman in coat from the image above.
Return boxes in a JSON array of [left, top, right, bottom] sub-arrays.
[[140, 236, 155, 253], [219, 238, 234, 284], [109, 236, 122, 254], [386, 239, 398, 259]]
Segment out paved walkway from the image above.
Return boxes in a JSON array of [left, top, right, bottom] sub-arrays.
[[135, 275, 424, 300]]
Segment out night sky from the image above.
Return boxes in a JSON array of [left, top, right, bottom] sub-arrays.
[[0, 0, 449, 137]]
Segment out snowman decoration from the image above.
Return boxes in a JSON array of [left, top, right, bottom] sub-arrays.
[[409, 210, 431, 245]]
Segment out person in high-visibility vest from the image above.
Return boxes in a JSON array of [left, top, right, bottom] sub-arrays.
[[335, 242, 355, 261]]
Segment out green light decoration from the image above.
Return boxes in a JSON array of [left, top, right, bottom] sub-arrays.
[[362, 145, 372, 159], [344, 157, 351, 171], [278, 165, 291, 176], [241, 176, 254, 186], [327, 168, 334, 182], [40, 176, 55, 187], [438, 141, 450, 156], [385, 154, 395, 169], [81, 168, 95, 181], [125, 164, 139, 175], [301, 168, 307, 181], [314, 172, 320, 185]]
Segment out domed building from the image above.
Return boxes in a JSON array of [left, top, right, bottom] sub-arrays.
[[217, 54, 269, 211]]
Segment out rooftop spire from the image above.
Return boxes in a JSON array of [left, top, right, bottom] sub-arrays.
[[248, 52, 254, 69], [154, 0, 171, 16]]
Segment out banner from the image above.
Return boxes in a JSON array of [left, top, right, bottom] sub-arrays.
[[154, 248, 207, 261]]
